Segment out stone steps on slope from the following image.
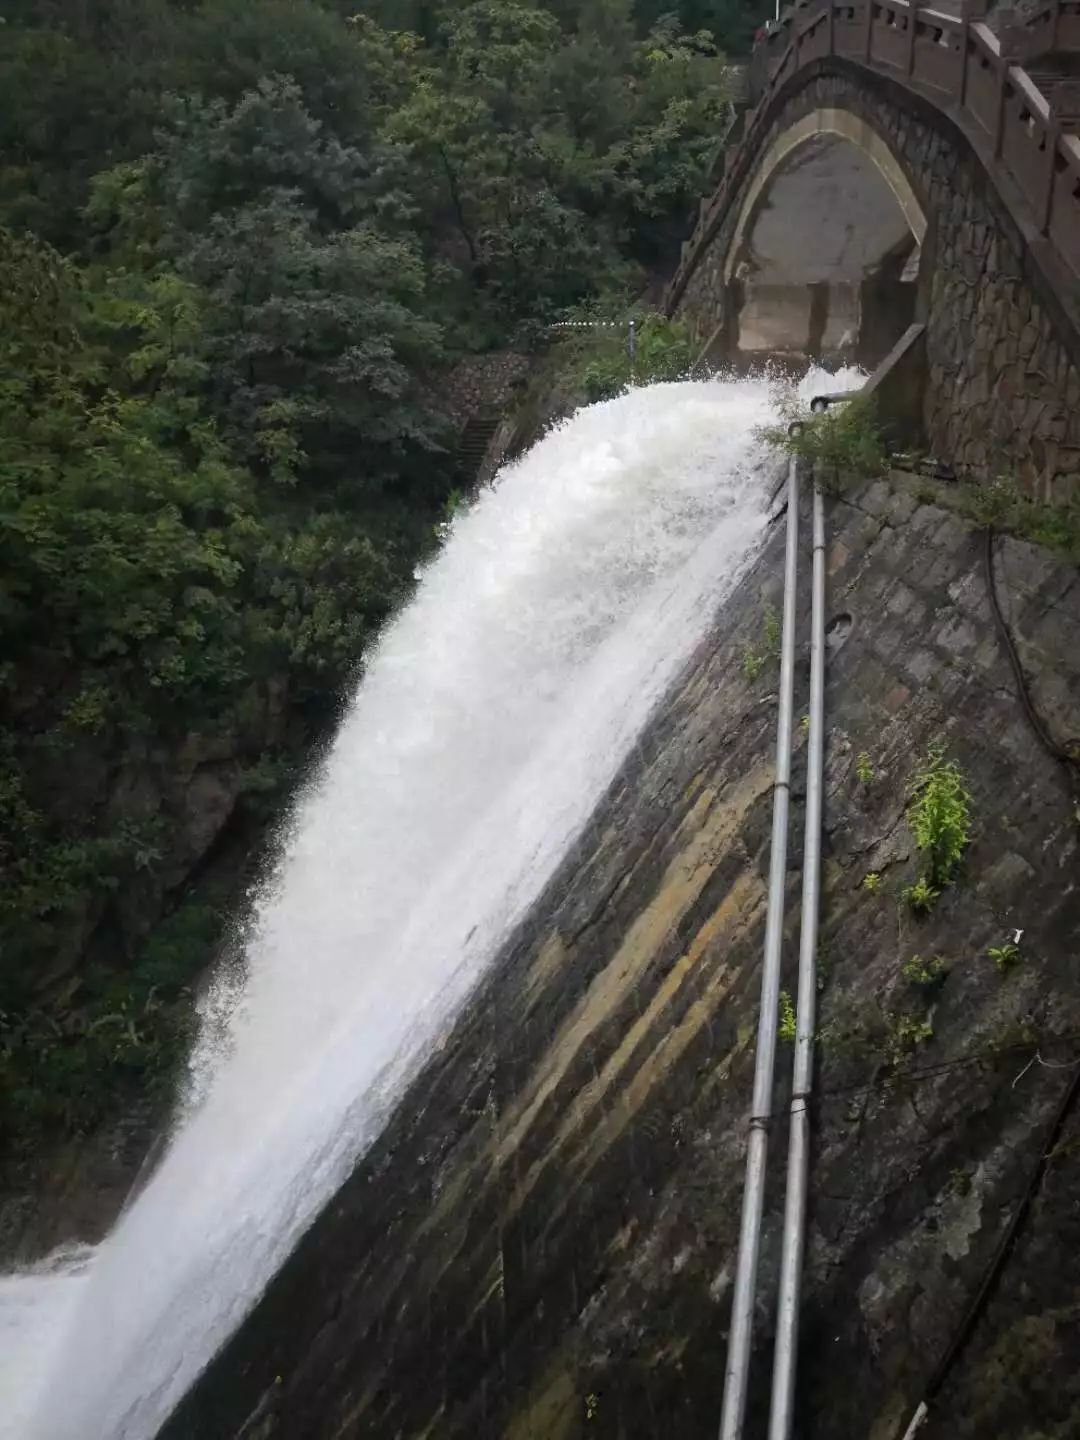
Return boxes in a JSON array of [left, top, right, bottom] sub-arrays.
[[453, 412, 501, 486]]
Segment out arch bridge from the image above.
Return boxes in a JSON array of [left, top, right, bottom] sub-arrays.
[[668, 0, 1080, 493]]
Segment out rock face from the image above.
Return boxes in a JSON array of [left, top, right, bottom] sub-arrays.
[[0, 676, 295, 1262], [164, 475, 1080, 1440]]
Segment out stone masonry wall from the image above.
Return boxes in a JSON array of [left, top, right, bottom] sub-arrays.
[[165, 474, 1080, 1440], [675, 62, 1080, 498], [438, 351, 533, 425]]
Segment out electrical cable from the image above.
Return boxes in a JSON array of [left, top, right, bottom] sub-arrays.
[[757, 1029, 1080, 1114], [890, 1058, 1080, 1438], [984, 527, 1080, 827]]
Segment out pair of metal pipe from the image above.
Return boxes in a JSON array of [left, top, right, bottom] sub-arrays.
[[719, 437, 829, 1440]]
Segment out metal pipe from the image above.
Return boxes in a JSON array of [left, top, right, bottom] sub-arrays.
[[767, 477, 827, 1440], [719, 451, 800, 1440], [900, 1402, 930, 1439]]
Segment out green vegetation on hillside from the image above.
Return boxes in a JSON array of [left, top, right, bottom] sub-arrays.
[[556, 310, 695, 402], [0, 0, 765, 1151]]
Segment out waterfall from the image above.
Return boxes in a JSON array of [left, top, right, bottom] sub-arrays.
[[3, 375, 796, 1439]]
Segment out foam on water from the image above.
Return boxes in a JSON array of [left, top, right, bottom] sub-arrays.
[[2, 373, 852, 1439], [0, 1246, 93, 1437]]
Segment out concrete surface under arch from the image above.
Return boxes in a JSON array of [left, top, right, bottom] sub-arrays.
[[726, 107, 928, 366]]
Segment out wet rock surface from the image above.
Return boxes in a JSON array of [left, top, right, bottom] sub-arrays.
[[164, 477, 1080, 1440], [0, 681, 293, 1263]]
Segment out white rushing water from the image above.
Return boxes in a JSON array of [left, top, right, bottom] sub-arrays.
[[2, 375, 813, 1440], [0, 1247, 94, 1440]]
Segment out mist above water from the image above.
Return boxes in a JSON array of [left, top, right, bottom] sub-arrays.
[[3, 375, 820, 1439]]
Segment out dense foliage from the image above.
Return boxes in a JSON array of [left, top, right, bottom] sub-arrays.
[[553, 309, 695, 401], [0, 0, 763, 1151], [759, 391, 887, 495]]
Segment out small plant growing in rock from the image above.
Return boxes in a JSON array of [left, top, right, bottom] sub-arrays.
[[901, 875, 941, 916], [962, 474, 1021, 530], [585, 1393, 600, 1422], [988, 939, 1022, 973], [861, 870, 882, 894], [947, 1167, 973, 1198], [856, 752, 874, 786], [902, 953, 948, 989], [758, 391, 886, 495], [902, 743, 972, 914], [742, 603, 782, 681], [884, 1012, 934, 1067], [800, 712, 810, 735], [933, 470, 1080, 562], [909, 743, 972, 885], [778, 988, 797, 1043], [958, 472, 1080, 560]]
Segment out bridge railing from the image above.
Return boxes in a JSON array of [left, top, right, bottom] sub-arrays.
[[667, 0, 1080, 310], [1022, 0, 1080, 53]]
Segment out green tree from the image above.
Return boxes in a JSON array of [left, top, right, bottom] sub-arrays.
[[88, 78, 449, 494], [0, 2, 184, 246], [386, 0, 732, 326], [0, 226, 422, 1147]]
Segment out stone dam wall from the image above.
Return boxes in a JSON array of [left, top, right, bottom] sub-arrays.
[[164, 474, 1080, 1440]]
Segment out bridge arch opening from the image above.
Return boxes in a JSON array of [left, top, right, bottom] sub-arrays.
[[725, 108, 928, 372]]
